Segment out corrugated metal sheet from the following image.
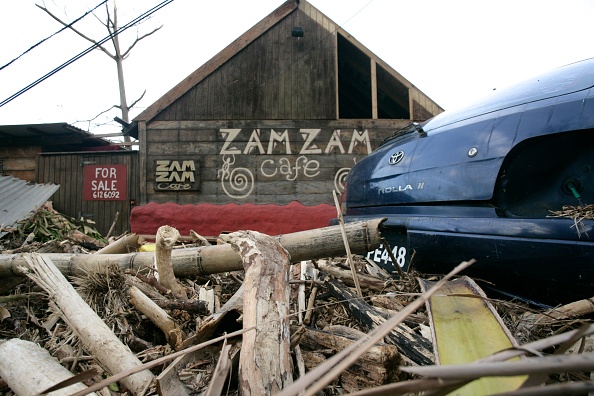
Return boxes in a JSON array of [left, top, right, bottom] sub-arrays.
[[0, 175, 60, 237]]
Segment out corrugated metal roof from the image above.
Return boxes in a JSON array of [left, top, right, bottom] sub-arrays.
[[0, 175, 60, 238], [0, 123, 127, 149]]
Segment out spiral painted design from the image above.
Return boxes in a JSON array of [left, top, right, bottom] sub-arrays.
[[219, 155, 254, 199], [334, 167, 350, 193]]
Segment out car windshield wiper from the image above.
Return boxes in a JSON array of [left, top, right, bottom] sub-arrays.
[[379, 122, 426, 147]]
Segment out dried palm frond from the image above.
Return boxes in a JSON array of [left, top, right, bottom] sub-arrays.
[[71, 262, 132, 331], [548, 204, 594, 237]]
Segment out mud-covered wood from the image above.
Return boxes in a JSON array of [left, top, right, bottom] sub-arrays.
[[325, 278, 433, 366], [299, 326, 401, 392], [229, 230, 292, 395]]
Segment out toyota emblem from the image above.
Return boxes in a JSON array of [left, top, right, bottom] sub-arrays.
[[389, 151, 405, 165]]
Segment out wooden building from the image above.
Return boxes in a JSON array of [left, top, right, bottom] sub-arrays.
[[127, 0, 443, 236], [0, 123, 139, 237], [0, 123, 116, 182]]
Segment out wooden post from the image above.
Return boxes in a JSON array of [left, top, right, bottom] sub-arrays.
[[229, 231, 293, 395], [22, 253, 154, 395]]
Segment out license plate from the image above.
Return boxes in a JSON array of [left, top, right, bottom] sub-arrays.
[[365, 234, 411, 274]]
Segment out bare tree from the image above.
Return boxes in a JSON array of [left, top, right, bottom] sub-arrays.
[[36, 1, 161, 140]]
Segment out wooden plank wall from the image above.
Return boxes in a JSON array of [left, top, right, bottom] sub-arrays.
[[154, 9, 337, 121], [37, 151, 139, 237], [0, 146, 39, 182], [144, 120, 410, 206]]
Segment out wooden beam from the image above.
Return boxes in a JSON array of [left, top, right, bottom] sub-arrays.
[[146, 119, 412, 130], [371, 59, 378, 119], [139, 121, 147, 204]]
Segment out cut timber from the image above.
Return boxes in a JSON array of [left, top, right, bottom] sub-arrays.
[[128, 285, 184, 349], [299, 326, 401, 392], [325, 278, 433, 366], [420, 276, 525, 395], [155, 225, 187, 299], [228, 230, 293, 395], [0, 338, 97, 396], [0, 218, 384, 278], [21, 253, 154, 395]]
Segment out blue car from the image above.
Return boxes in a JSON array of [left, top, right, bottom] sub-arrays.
[[341, 58, 594, 307]]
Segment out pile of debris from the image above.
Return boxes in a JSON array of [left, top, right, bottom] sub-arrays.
[[0, 206, 593, 395]]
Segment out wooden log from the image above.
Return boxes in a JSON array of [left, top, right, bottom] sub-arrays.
[[155, 225, 188, 299], [0, 338, 97, 396], [129, 285, 185, 349], [21, 253, 154, 395], [325, 278, 434, 366], [0, 218, 385, 278], [228, 230, 293, 395], [94, 233, 141, 254], [317, 259, 390, 292], [299, 326, 401, 392], [522, 297, 594, 325]]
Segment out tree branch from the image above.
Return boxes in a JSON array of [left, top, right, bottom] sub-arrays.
[[35, 3, 116, 60], [128, 90, 146, 110], [122, 26, 162, 58]]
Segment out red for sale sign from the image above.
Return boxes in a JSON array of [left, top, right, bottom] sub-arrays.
[[83, 164, 127, 201]]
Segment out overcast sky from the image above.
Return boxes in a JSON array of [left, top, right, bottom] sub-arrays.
[[1, 0, 593, 137]]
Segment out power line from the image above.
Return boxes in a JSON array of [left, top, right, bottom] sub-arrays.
[[0, 0, 108, 72], [0, 0, 174, 108]]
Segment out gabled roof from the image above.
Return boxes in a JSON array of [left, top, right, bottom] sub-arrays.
[[131, 0, 442, 132], [134, 0, 298, 124]]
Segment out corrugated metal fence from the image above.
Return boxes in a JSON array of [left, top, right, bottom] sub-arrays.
[[37, 151, 139, 237]]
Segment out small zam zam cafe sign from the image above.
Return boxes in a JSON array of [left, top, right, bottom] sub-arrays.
[[83, 165, 127, 201], [154, 159, 200, 191]]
